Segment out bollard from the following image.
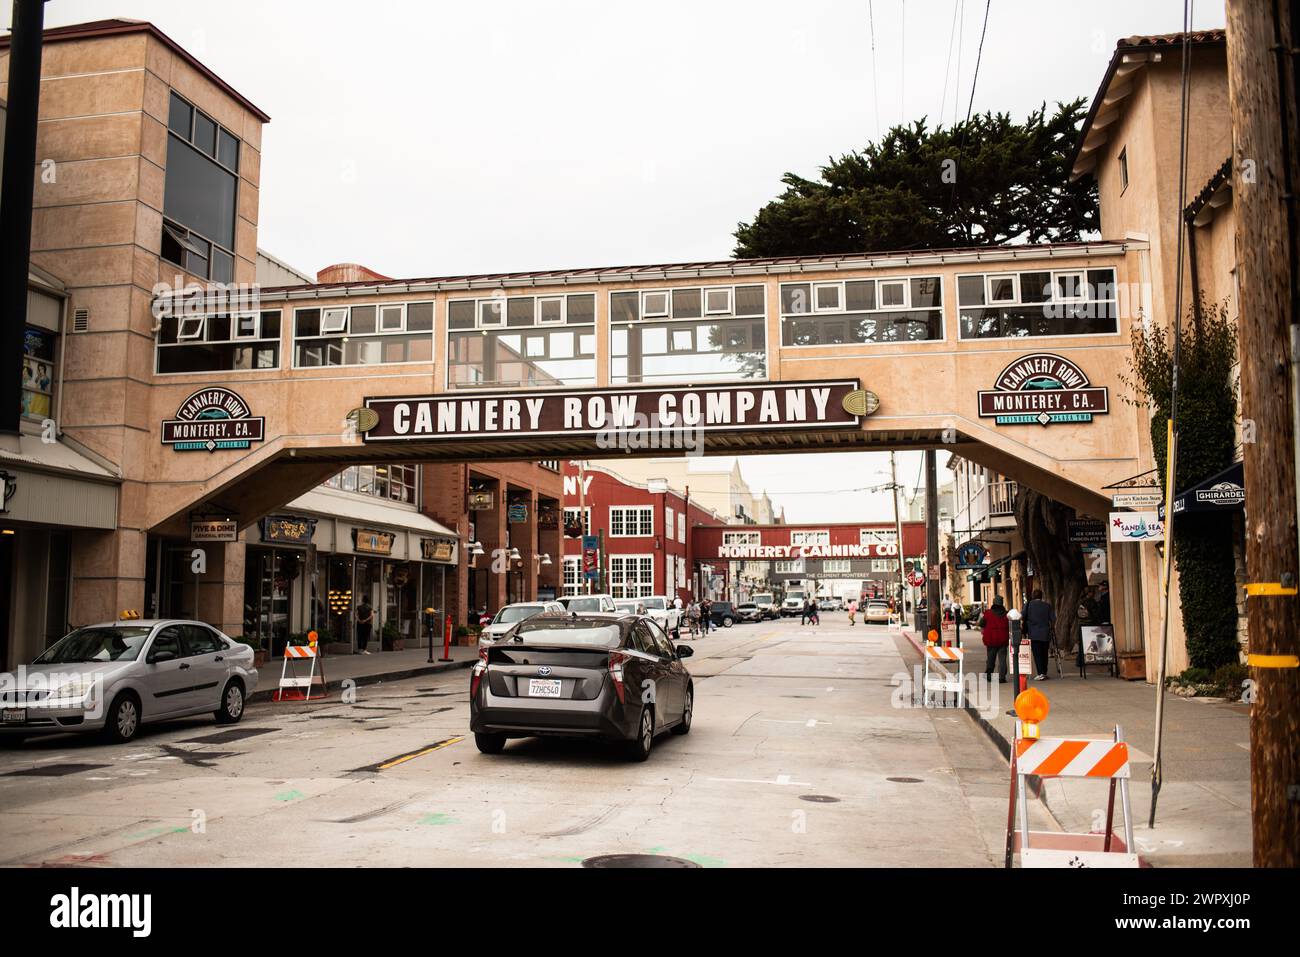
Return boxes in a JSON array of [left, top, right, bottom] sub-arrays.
[[440, 614, 453, 662], [1006, 608, 1024, 714]]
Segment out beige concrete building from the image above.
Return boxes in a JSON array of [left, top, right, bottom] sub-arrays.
[[0, 21, 1245, 683]]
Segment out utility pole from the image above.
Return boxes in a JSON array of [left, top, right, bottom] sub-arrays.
[[924, 450, 941, 632], [0, 0, 47, 437], [890, 453, 907, 616], [1226, 0, 1300, 867]]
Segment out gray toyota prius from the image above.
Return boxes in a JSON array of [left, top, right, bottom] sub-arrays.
[[469, 613, 694, 761]]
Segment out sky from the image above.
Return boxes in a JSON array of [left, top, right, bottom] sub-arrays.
[[8, 1, 1227, 523]]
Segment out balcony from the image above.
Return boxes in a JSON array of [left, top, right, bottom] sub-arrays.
[[954, 480, 1019, 532]]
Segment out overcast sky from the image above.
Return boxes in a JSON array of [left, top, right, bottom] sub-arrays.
[[10, 1, 1227, 523]]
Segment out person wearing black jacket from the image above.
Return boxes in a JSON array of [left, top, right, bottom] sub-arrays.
[[1022, 589, 1056, 679]]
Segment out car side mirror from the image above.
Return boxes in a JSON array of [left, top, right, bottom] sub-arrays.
[[149, 650, 176, 664], [676, 645, 694, 659]]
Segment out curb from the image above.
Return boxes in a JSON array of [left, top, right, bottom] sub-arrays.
[[900, 629, 1048, 803], [249, 657, 474, 704]]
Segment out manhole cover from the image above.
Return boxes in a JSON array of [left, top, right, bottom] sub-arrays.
[[582, 854, 700, 868], [799, 794, 841, 803], [3, 763, 110, 777], [886, 776, 924, 783]]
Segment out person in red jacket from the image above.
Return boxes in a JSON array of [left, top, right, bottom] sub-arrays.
[[979, 595, 1010, 683]]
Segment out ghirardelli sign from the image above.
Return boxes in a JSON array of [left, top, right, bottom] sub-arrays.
[[977, 354, 1108, 426], [162, 388, 265, 452], [360, 381, 864, 443]]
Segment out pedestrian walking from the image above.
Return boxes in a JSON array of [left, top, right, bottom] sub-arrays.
[[1022, 588, 1056, 680], [355, 598, 375, 655], [979, 595, 1009, 682], [846, 598, 858, 626], [700, 598, 712, 634]]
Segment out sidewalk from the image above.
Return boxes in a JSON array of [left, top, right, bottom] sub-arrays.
[[902, 625, 1252, 867], [251, 643, 477, 703]]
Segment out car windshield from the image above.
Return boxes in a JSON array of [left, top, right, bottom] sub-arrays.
[[495, 605, 543, 625], [564, 597, 606, 613], [513, 620, 621, 648], [615, 600, 641, 612], [642, 598, 666, 609], [34, 626, 152, 664]]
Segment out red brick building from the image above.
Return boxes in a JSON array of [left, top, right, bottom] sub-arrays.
[[422, 460, 564, 631], [561, 462, 721, 601]]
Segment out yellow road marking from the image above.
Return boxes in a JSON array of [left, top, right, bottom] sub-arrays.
[[378, 736, 463, 770]]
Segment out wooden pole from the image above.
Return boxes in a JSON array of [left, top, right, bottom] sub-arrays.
[[1226, 0, 1300, 867]]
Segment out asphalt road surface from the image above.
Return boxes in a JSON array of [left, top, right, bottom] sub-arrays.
[[0, 618, 1033, 867]]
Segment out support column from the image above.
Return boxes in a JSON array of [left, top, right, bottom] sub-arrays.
[[925, 449, 941, 627], [70, 527, 146, 626]]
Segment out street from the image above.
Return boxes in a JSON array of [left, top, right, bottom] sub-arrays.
[[0, 619, 1029, 868]]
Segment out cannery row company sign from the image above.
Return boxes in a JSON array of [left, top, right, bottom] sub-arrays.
[[978, 354, 1109, 426], [358, 381, 866, 443], [162, 388, 265, 452]]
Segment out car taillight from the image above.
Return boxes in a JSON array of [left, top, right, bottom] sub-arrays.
[[471, 645, 489, 697], [608, 650, 627, 703]]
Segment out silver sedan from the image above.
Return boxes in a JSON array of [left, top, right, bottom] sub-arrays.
[[0, 619, 259, 745]]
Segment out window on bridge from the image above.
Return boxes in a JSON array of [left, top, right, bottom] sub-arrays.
[[293, 302, 434, 367], [610, 284, 767, 384], [446, 293, 596, 389], [956, 267, 1118, 339], [156, 309, 281, 373], [780, 276, 943, 346]]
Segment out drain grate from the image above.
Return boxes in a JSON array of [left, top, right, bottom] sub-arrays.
[[886, 776, 923, 783], [799, 794, 841, 803], [582, 854, 701, 868], [3, 763, 110, 777]]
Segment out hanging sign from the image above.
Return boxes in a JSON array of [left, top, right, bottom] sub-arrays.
[[1109, 511, 1165, 542], [508, 503, 529, 524], [261, 514, 317, 545], [1068, 518, 1108, 547], [977, 354, 1109, 426], [420, 537, 456, 562], [467, 491, 494, 511], [162, 388, 265, 452], [1111, 491, 1164, 509], [955, 540, 989, 569], [191, 518, 237, 542]]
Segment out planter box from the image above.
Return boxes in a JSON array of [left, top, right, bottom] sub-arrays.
[[390, 638, 406, 652], [324, 642, 352, 656], [1118, 651, 1146, 680], [252, 650, 267, 668]]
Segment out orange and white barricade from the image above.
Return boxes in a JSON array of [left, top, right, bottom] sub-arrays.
[[1009, 724, 1138, 868], [273, 643, 327, 701], [922, 644, 964, 708]]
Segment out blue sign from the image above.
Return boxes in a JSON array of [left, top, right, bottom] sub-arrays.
[[955, 540, 989, 570]]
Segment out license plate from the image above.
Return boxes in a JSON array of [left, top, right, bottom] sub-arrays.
[[527, 679, 562, 699], [2, 708, 26, 724]]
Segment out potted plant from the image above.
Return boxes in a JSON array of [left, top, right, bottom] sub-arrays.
[[382, 620, 403, 652]]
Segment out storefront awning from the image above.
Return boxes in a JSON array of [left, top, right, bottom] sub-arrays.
[[966, 551, 1025, 583], [0, 433, 120, 529], [287, 488, 458, 538], [1172, 460, 1244, 515]]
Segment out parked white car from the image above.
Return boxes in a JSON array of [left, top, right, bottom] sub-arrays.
[[613, 595, 683, 634], [558, 594, 618, 614], [478, 601, 566, 646], [0, 619, 258, 745]]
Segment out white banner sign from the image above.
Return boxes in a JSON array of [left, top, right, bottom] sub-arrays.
[[1108, 511, 1165, 543], [1111, 491, 1164, 509]]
